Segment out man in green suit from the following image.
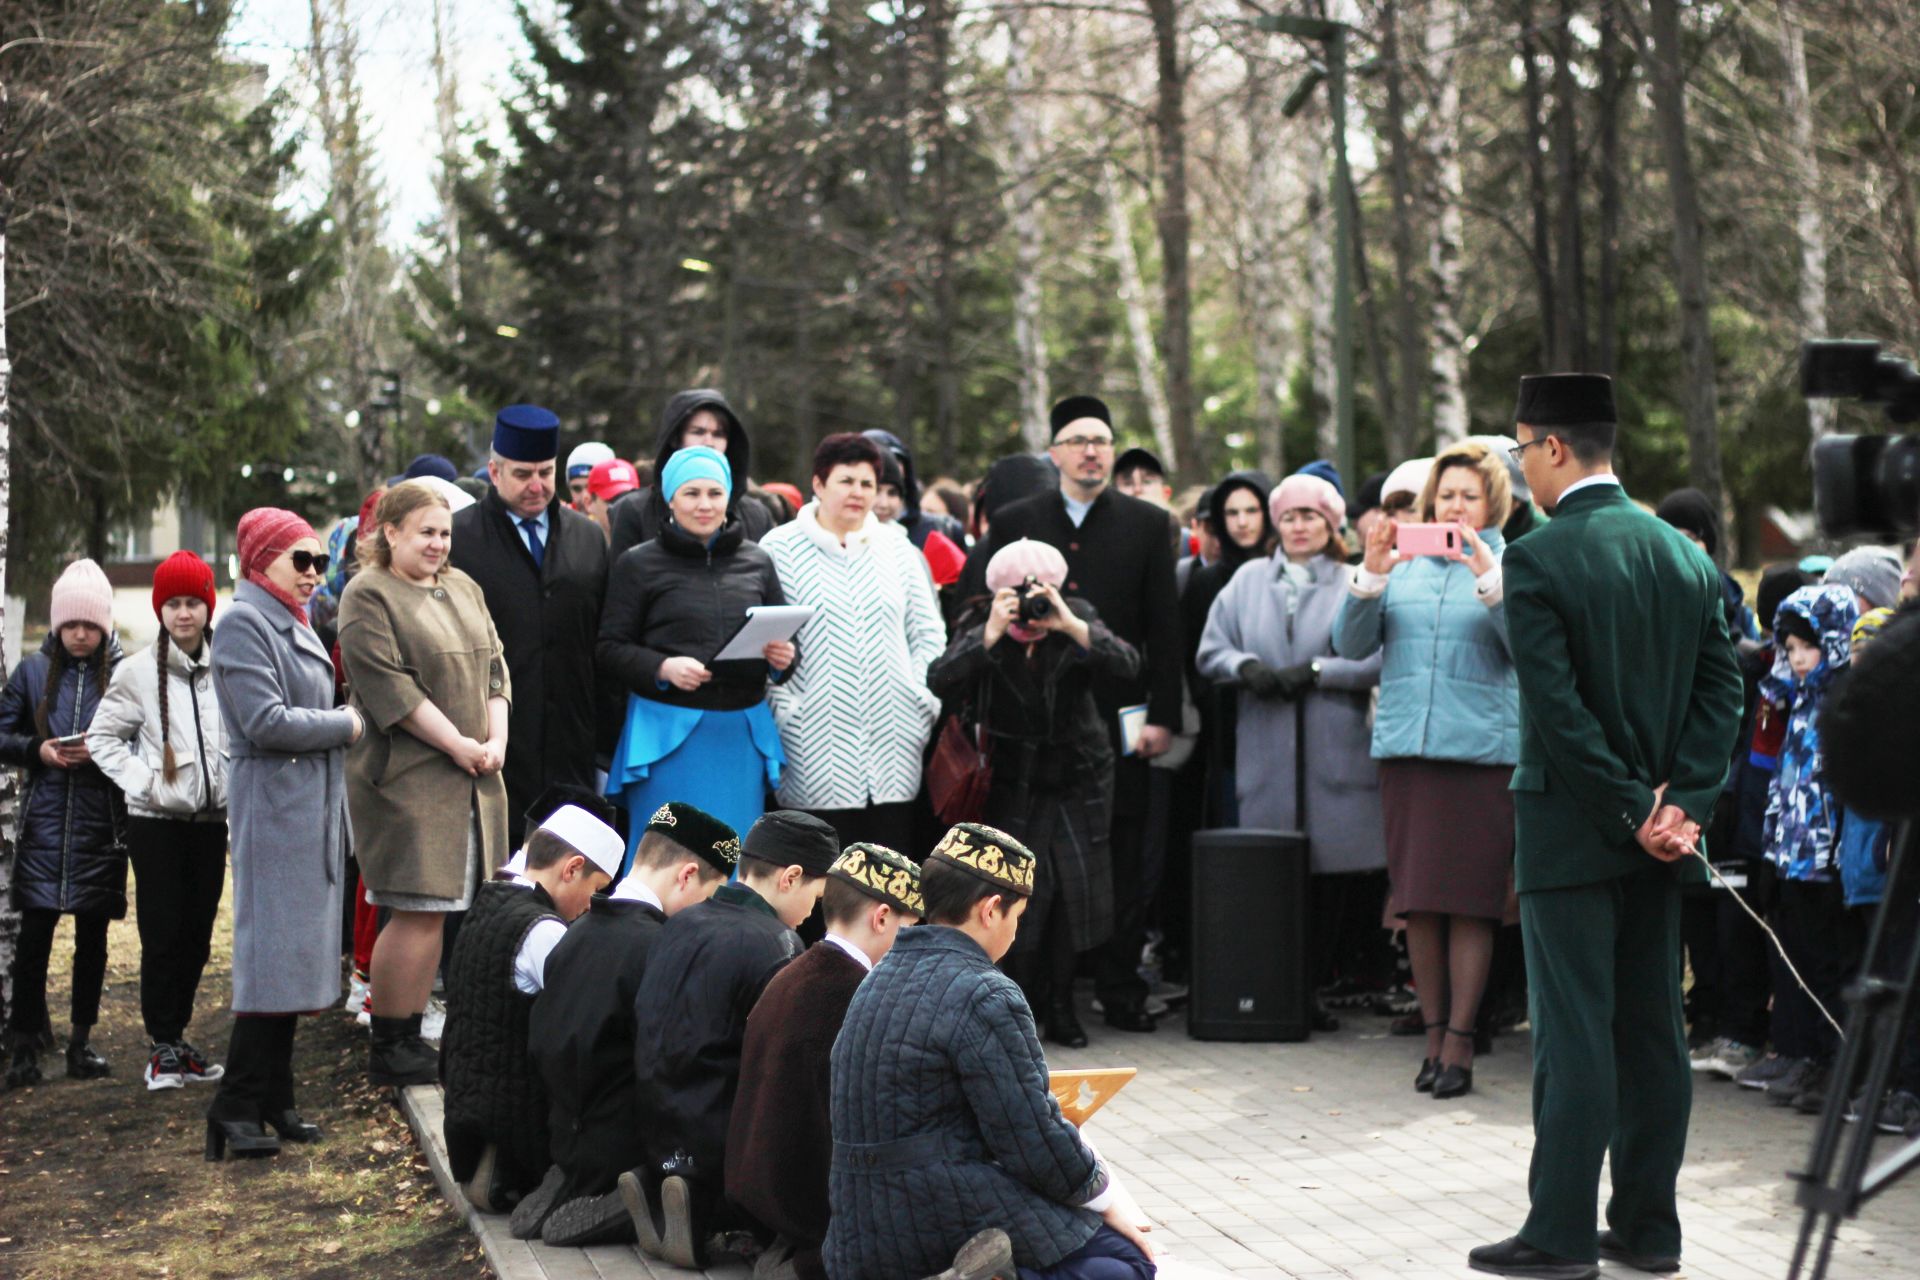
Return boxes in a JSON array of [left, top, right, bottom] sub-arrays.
[[1469, 374, 1744, 1280]]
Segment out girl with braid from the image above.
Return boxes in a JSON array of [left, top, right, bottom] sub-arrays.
[[89, 552, 231, 1090]]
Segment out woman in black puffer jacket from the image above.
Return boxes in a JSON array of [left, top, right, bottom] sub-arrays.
[[1, 560, 128, 1087], [598, 446, 794, 870]]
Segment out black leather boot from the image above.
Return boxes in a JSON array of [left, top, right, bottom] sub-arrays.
[[65, 1028, 111, 1079], [1045, 999, 1090, 1049], [368, 1014, 438, 1086]]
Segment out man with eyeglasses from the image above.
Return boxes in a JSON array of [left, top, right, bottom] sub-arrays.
[[1467, 374, 1741, 1280], [961, 395, 1183, 1041], [451, 405, 610, 844]]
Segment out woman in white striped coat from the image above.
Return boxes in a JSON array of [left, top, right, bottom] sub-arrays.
[[760, 434, 947, 852]]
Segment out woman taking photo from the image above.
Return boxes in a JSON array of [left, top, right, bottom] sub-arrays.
[[599, 445, 792, 857], [1333, 440, 1517, 1099], [207, 509, 363, 1159], [89, 551, 230, 1091], [761, 433, 946, 852], [927, 538, 1140, 1048], [1196, 472, 1385, 1028], [338, 481, 509, 1088]]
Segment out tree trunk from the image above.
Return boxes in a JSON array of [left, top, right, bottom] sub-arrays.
[[1777, 0, 1834, 438], [928, 0, 960, 473], [0, 76, 18, 1024], [1380, 0, 1424, 463], [1241, 45, 1294, 476], [1550, 0, 1589, 369], [1595, 1, 1628, 376], [1644, 0, 1725, 506], [1308, 167, 1339, 462], [1518, 1, 1559, 366], [1147, 0, 1199, 478], [1424, 0, 1470, 445], [1103, 163, 1177, 468], [1347, 175, 1400, 454], [1003, 9, 1052, 451], [430, 0, 463, 314]]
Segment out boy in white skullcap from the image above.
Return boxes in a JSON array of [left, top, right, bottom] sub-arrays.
[[442, 804, 622, 1214]]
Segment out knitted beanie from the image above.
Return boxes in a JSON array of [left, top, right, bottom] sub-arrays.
[[152, 550, 217, 619], [50, 558, 115, 634]]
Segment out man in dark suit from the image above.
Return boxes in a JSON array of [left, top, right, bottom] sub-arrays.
[[962, 396, 1182, 1037], [1469, 375, 1743, 1280], [450, 406, 609, 843]]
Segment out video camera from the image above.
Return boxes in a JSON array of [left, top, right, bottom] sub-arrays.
[[1802, 339, 1920, 537]]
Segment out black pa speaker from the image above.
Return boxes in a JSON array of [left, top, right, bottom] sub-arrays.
[[1187, 826, 1310, 1041]]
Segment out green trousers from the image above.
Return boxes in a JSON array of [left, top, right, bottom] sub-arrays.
[[1518, 867, 1690, 1263]]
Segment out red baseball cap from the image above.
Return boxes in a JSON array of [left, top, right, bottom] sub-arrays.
[[588, 458, 641, 501]]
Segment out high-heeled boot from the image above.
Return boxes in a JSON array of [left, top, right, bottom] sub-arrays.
[[206, 1017, 282, 1161], [263, 1015, 320, 1142]]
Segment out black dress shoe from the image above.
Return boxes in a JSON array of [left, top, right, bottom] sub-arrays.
[[263, 1110, 323, 1143], [1433, 1063, 1474, 1099], [1415, 1058, 1440, 1093], [1467, 1236, 1598, 1279], [1045, 1002, 1090, 1048], [1101, 1003, 1157, 1034], [1596, 1229, 1680, 1274], [1311, 1003, 1340, 1033], [205, 1116, 281, 1162], [66, 1041, 111, 1079]]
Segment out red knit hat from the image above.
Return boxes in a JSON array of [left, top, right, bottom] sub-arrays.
[[152, 550, 217, 619], [236, 507, 317, 578]]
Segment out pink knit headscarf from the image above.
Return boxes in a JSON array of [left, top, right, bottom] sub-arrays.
[[237, 507, 318, 625]]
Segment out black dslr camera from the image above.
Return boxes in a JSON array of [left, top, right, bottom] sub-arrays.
[[1802, 339, 1920, 536], [1016, 576, 1055, 625]]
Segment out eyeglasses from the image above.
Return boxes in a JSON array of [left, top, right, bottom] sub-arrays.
[[1508, 437, 1550, 461], [1052, 436, 1114, 453], [288, 550, 331, 575]]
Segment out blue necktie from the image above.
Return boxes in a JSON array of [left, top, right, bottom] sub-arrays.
[[520, 517, 546, 571]]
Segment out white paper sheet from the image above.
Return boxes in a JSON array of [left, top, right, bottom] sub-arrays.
[[713, 605, 817, 661]]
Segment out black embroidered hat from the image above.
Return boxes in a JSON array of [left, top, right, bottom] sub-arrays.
[[1514, 373, 1616, 426], [645, 801, 740, 875], [926, 823, 1036, 897], [829, 843, 925, 916]]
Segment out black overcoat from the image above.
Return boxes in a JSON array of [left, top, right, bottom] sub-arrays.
[[631, 883, 802, 1177], [450, 487, 607, 835], [529, 892, 665, 1196]]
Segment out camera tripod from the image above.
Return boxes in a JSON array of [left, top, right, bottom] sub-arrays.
[[1788, 821, 1919, 1279]]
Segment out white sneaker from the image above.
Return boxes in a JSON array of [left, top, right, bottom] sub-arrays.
[[419, 997, 447, 1044], [143, 1042, 185, 1091], [1689, 1036, 1729, 1072], [174, 1039, 226, 1084], [347, 973, 372, 1024]]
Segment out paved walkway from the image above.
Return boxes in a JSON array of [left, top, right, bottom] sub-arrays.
[[406, 1011, 1920, 1280]]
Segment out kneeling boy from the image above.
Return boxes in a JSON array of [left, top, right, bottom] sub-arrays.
[[825, 824, 1154, 1280], [521, 802, 738, 1245], [623, 809, 839, 1267], [441, 805, 621, 1212], [726, 843, 924, 1279]]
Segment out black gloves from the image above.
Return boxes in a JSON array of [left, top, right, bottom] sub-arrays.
[[1238, 659, 1283, 698], [1238, 659, 1319, 700]]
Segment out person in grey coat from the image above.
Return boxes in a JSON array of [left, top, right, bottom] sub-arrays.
[[825, 824, 1154, 1280], [204, 508, 364, 1162], [1197, 472, 1387, 1014]]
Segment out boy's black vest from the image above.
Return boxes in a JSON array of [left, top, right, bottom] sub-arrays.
[[443, 880, 561, 1169]]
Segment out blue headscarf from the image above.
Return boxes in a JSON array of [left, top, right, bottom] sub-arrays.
[[660, 445, 732, 503]]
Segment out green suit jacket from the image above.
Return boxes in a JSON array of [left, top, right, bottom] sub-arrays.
[[1503, 481, 1743, 893]]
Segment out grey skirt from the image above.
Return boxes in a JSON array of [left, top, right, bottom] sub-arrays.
[[364, 807, 482, 912]]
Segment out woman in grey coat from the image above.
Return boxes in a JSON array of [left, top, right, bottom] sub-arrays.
[[205, 508, 363, 1161], [1197, 472, 1386, 1018]]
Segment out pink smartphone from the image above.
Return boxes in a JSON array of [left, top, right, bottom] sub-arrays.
[[1395, 522, 1466, 559]]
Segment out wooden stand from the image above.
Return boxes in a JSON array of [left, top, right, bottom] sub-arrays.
[[1048, 1067, 1137, 1127]]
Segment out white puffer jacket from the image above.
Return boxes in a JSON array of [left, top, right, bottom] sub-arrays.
[[88, 634, 228, 818]]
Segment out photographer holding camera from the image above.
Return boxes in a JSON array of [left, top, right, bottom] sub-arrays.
[[927, 538, 1141, 1048]]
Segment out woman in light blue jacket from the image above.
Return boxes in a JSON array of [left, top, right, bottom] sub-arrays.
[[1333, 440, 1519, 1100]]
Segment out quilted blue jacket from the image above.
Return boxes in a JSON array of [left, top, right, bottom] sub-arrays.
[[1332, 527, 1519, 765], [825, 926, 1105, 1279]]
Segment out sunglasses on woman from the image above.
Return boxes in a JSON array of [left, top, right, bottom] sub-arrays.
[[287, 550, 331, 575]]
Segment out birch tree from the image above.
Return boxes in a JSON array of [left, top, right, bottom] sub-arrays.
[[1776, 0, 1833, 438], [1003, 10, 1052, 450], [1104, 162, 1177, 464], [1424, 0, 1470, 443]]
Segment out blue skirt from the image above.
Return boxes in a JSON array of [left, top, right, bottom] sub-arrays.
[[605, 696, 784, 875]]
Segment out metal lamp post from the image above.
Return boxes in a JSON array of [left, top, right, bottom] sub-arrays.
[[1260, 14, 1356, 488]]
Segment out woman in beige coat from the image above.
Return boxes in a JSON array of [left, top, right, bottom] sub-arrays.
[[338, 481, 510, 1086]]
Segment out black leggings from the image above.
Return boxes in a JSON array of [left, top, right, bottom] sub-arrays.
[[128, 816, 227, 1043], [9, 908, 111, 1033]]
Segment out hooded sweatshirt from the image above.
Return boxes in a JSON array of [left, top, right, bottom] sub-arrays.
[[610, 389, 773, 558], [861, 429, 966, 551], [1760, 584, 1859, 881]]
